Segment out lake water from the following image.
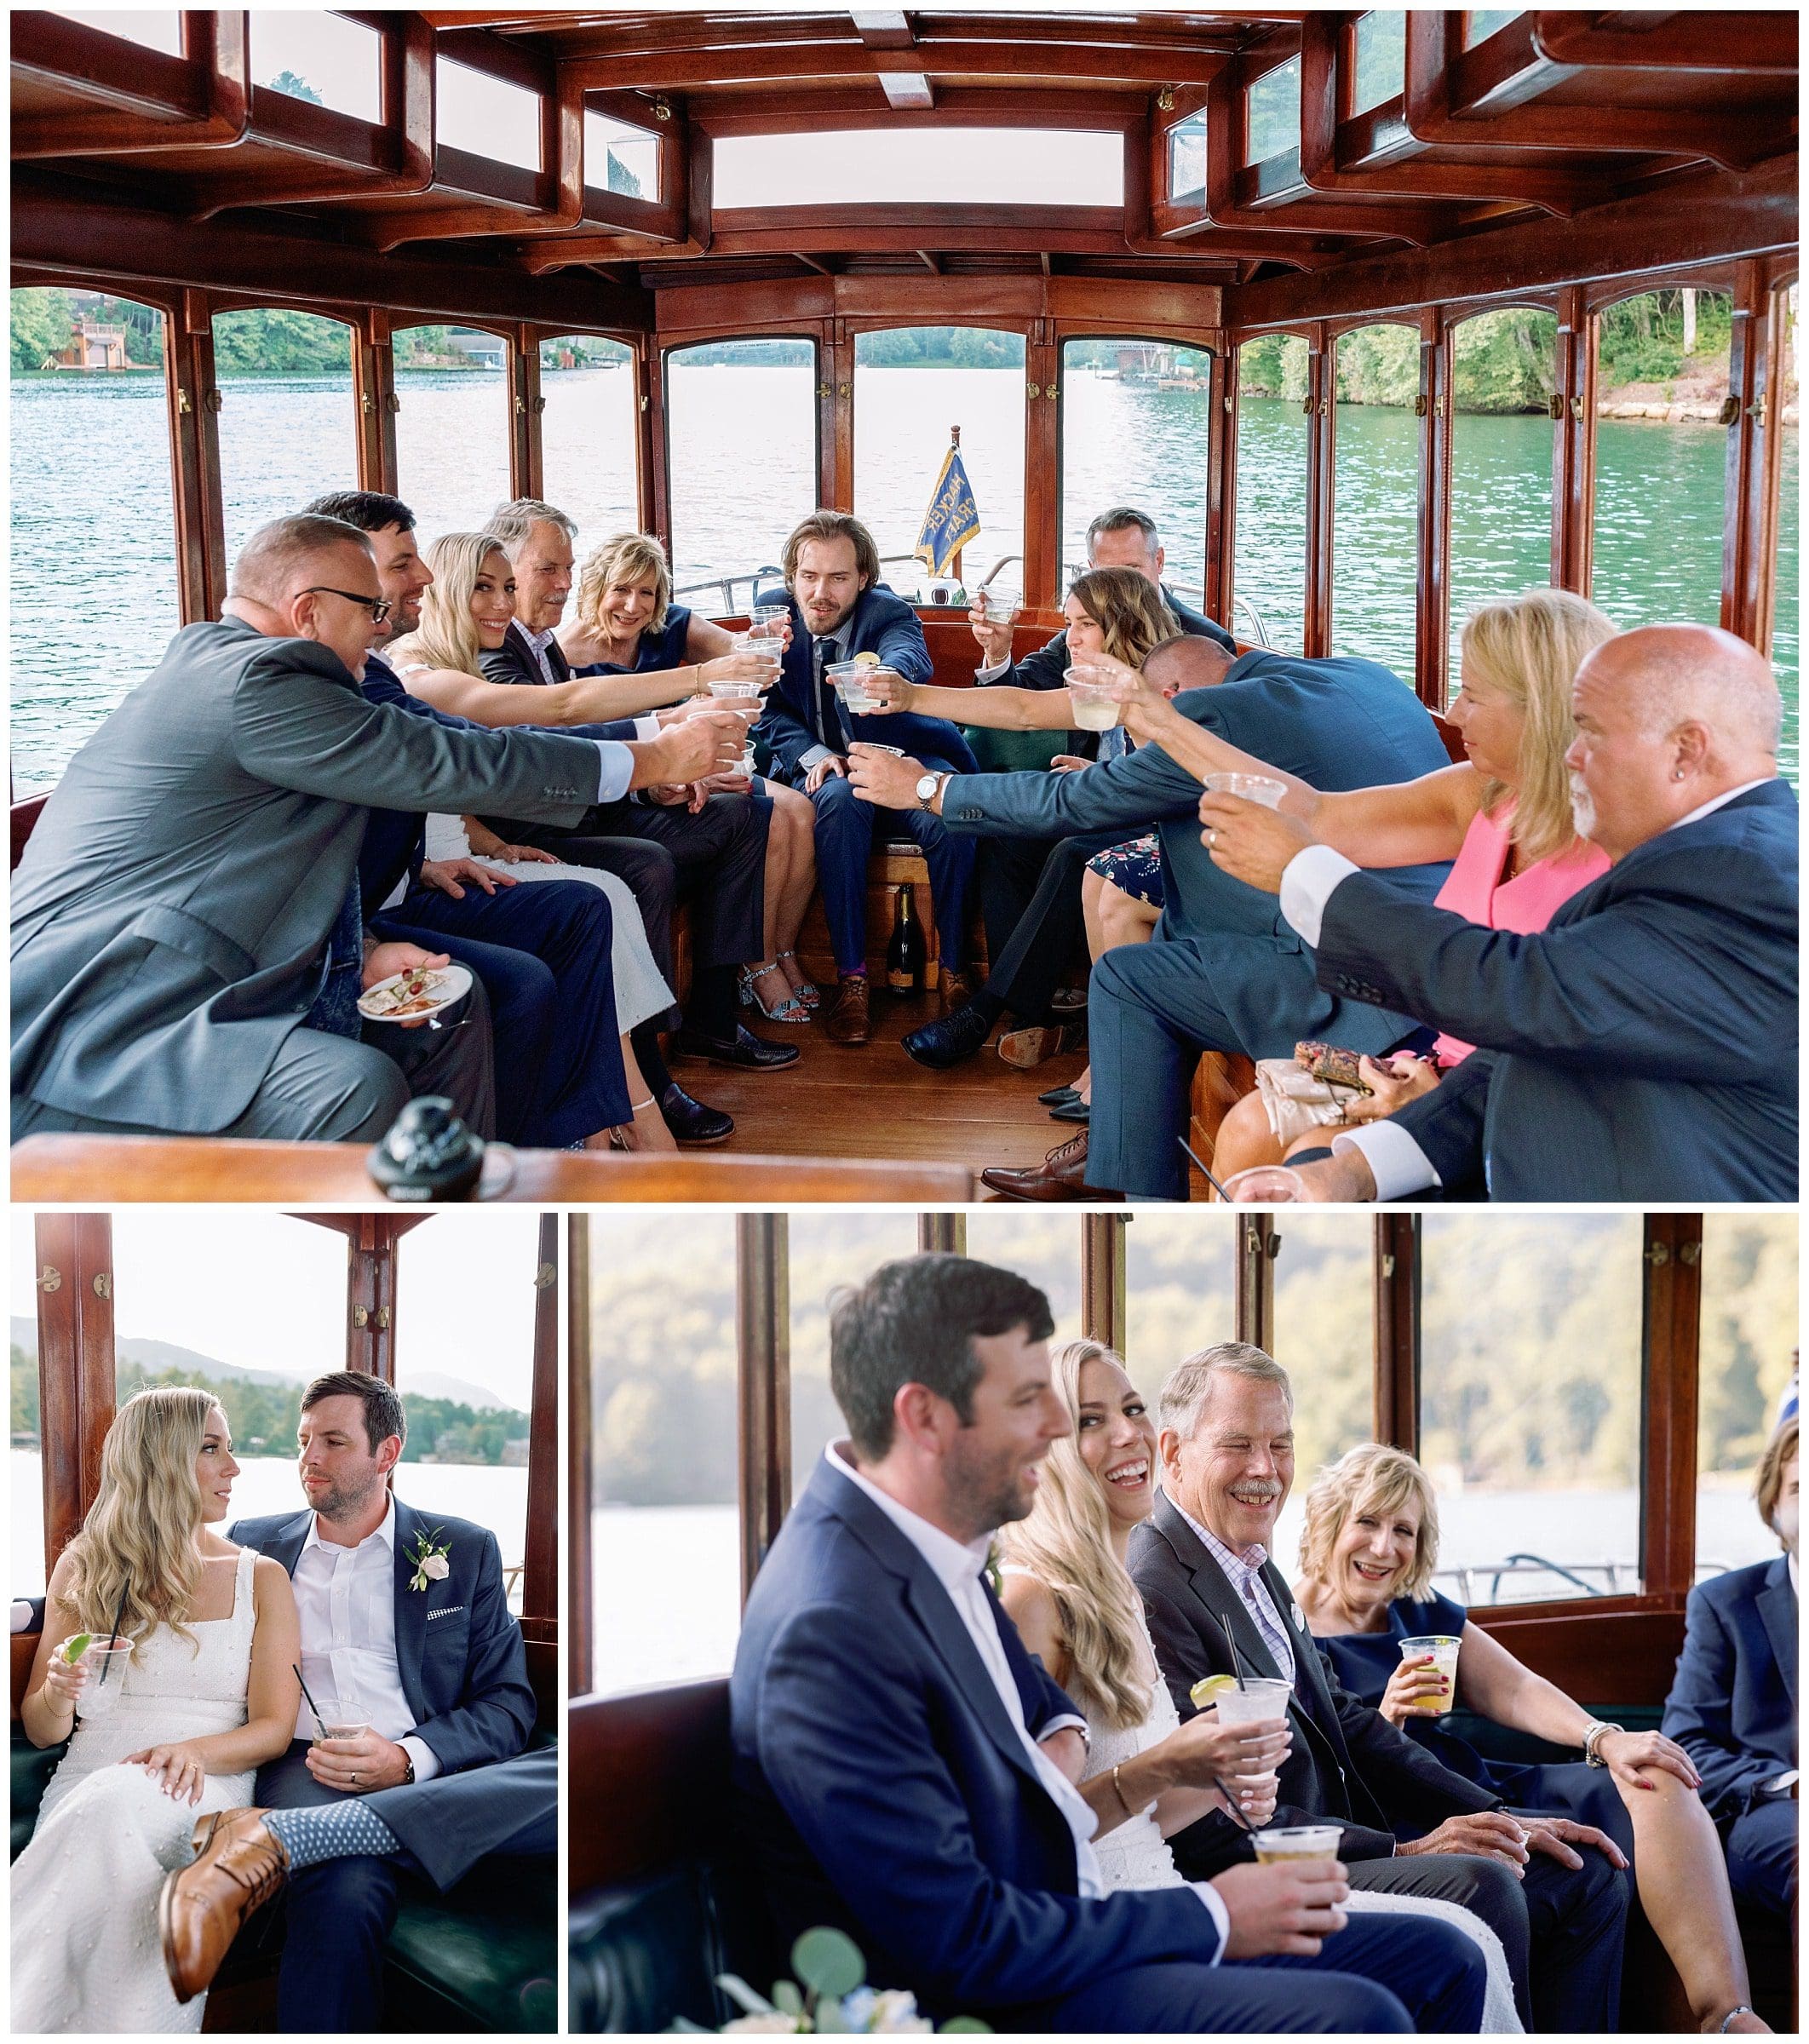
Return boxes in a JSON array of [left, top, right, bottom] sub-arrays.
[[11, 365, 1797, 791], [592, 1484, 1783, 1695]]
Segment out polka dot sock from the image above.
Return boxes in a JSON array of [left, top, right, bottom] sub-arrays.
[[264, 1801, 401, 1872]]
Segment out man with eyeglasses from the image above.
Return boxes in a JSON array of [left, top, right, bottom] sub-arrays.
[[12, 512, 745, 1149]]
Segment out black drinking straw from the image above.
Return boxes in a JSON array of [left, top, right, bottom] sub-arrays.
[[293, 1663, 327, 1739], [1226, 1622, 1252, 1692], [98, 1578, 130, 1685], [1178, 1134, 1235, 1204]]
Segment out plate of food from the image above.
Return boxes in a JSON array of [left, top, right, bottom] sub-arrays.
[[356, 961, 473, 1025]]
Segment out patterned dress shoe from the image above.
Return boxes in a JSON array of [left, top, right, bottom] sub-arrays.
[[670, 1022, 801, 1071], [979, 1130, 1108, 1202], [823, 973, 871, 1045], [159, 1806, 289, 2005], [902, 1001, 992, 1070]]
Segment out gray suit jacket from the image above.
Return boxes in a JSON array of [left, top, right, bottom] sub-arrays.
[[12, 619, 601, 1133]]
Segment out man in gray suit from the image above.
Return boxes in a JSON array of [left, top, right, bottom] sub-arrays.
[[12, 514, 743, 1145]]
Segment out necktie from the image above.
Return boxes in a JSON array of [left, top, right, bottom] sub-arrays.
[[305, 868, 365, 1039], [816, 640, 847, 748]]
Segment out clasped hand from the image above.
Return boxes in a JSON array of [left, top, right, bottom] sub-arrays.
[[126, 1739, 210, 1806], [303, 1726, 411, 1794], [1213, 1857, 1351, 1959], [1168, 1703, 1291, 1823]]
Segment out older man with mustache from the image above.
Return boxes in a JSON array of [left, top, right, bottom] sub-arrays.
[[1195, 624, 1796, 1201]]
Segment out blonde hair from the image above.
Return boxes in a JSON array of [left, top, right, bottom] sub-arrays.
[[998, 1340, 1154, 1732], [1460, 588, 1617, 864], [1068, 566, 1180, 669], [1298, 1444, 1441, 1605], [574, 531, 672, 638], [388, 531, 511, 678], [60, 1387, 221, 1651], [1756, 1415, 1797, 1538]]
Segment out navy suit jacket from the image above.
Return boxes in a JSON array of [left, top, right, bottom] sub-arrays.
[[1318, 779, 1799, 1201], [1662, 1555, 1797, 1831], [229, 1498, 536, 1776], [730, 1455, 1217, 2021], [751, 584, 976, 784], [991, 583, 1235, 694]]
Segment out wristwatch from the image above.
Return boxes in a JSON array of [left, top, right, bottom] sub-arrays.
[[399, 1751, 416, 1785], [915, 770, 947, 812]]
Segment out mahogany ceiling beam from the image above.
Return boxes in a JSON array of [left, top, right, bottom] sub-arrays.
[[558, 40, 1237, 95], [1530, 10, 1800, 76], [11, 9, 249, 159]]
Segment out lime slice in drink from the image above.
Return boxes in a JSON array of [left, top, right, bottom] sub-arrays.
[[61, 1633, 93, 1664], [1190, 1673, 1238, 1708]]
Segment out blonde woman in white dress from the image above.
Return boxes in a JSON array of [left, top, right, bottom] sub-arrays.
[[999, 1341, 1521, 2033], [12, 1387, 301, 2034]]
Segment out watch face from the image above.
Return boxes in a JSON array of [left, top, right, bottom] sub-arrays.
[[916, 773, 940, 801]]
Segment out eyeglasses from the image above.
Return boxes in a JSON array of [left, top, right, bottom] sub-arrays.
[[302, 586, 393, 625]]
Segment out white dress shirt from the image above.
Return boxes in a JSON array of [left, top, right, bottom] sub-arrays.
[[509, 622, 657, 794], [826, 1446, 1229, 1954], [1169, 1498, 1296, 1686], [797, 636, 847, 772], [1275, 778, 1777, 1199], [291, 1497, 439, 1781]]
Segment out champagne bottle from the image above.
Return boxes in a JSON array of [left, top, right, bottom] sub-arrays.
[[886, 885, 927, 994]]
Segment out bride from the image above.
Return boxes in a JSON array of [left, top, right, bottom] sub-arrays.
[[998, 1341, 1521, 2033], [12, 1387, 301, 2034]]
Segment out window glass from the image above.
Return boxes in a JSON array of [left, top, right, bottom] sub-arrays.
[[788, 1216, 923, 1496], [585, 109, 659, 198], [52, 10, 182, 55], [10, 1211, 47, 1594], [250, 11, 382, 122], [1696, 1214, 1798, 1580], [962, 1216, 1085, 1351], [1246, 56, 1301, 166], [393, 1212, 543, 1611], [1420, 1213, 1644, 1605], [1448, 306, 1557, 693], [213, 309, 356, 569], [1123, 1214, 1238, 1405], [436, 56, 541, 171], [665, 336, 818, 610], [1466, 10, 1523, 45], [590, 1214, 739, 1693], [1234, 334, 1311, 651], [854, 328, 1025, 600], [393, 325, 514, 537], [714, 129, 1124, 209], [1168, 112, 1207, 198], [1060, 337, 1211, 600], [1592, 290, 1733, 648], [10, 288, 177, 795], [1332, 324, 1421, 683], [541, 334, 639, 545], [1352, 11, 1405, 114]]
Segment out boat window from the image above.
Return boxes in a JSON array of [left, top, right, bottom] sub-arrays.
[[964, 1215, 1086, 1350], [1060, 336, 1212, 602], [394, 1211, 542, 1613], [663, 336, 818, 612], [590, 1213, 741, 1695], [1352, 11, 1406, 115], [435, 55, 542, 172], [392, 324, 514, 537], [1448, 304, 1559, 697], [50, 9, 182, 55], [1332, 324, 1421, 685], [1234, 333, 1311, 652], [1245, 55, 1301, 167], [853, 327, 1025, 600], [1590, 286, 1737, 678], [10, 1210, 49, 1593], [1420, 1212, 1645, 1606], [1774, 283, 1800, 781], [9, 285, 178, 796], [1695, 1213, 1799, 1581], [212, 308, 357, 570], [711, 128, 1125, 210], [1167, 111, 1208, 199], [584, 108, 660, 199], [1123, 1214, 1236, 1392], [250, 10, 382, 123], [788, 1214, 922, 1498], [1465, 10, 1524, 47], [541, 335, 639, 544]]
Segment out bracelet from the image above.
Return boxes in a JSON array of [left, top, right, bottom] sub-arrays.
[[1582, 1720, 1623, 1766], [1111, 1762, 1134, 1818]]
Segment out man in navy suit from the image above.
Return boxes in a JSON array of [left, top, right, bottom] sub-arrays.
[[171, 1370, 543, 2031], [1200, 624, 1798, 1202], [732, 1253, 1487, 2033], [752, 510, 977, 1045], [1663, 1417, 1798, 1932]]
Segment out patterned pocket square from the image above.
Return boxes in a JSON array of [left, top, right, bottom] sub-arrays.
[[427, 1604, 467, 1622]]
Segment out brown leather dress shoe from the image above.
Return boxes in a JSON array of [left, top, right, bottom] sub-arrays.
[[996, 1022, 1084, 1069], [824, 973, 871, 1045], [159, 1806, 290, 2005], [980, 1130, 1110, 1202], [938, 966, 971, 1013]]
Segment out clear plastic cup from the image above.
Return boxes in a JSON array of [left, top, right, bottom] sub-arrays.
[[976, 583, 1021, 620], [73, 1639, 133, 1719], [1398, 1634, 1461, 1715], [1252, 1823, 1343, 1864], [827, 658, 882, 714], [310, 1698, 372, 1745], [1203, 771, 1288, 809], [1222, 1165, 1306, 1204], [748, 603, 789, 641], [1209, 1676, 1295, 1731], [1064, 665, 1119, 732], [708, 679, 763, 702]]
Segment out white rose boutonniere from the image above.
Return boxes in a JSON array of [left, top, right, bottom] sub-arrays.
[[406, 1525, 453, 1593]]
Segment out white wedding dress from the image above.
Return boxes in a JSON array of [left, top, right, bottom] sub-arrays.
[[1082, 1609, 1522, 2033], [11, 1546, 260, 2035]]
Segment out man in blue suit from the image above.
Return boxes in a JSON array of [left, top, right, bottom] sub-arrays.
[[732, 1252, 1487, 2032], [753, 510, 977, 1045], [1201, 624, 1798, 1203], [1663, 1417, 1798, 1934], [850, 634, 1450, 1197]]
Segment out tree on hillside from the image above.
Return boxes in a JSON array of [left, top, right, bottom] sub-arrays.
[[267, 70, 324, 105], [10, 287, 74, 374]]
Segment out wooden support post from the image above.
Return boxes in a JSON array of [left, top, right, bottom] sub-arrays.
[[1416, 308, 1452, 710], [1722, 259, 1783, 652], [1081, 1215, 1128, 1352], [1303, 324, 1335, 657], [1025, 318, 1061, 608], [34, 1213, 117, 1573], [828, 319, 856, 511], [567, 1214, 594, 1695], [168, 290, 227, 623], [640, 337, 666, 543], [1212, 344, 1239, 632], [520, 1214, 560, 1656], [917, 1214, 967, 1255], [1553, 284, 1595, 594], [1235, 1214, 1276, 1353], [1641, 1213, 1703, 1605], [510, 324, 545, 502], [353, 311, 399, 494], [1372, 1215, 1420, 1452], [345, 1218, 399, 1381], [736, 1213, 790, 1603]]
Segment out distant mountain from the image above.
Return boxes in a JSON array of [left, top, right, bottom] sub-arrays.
[[407, 1372, 523, 1414]]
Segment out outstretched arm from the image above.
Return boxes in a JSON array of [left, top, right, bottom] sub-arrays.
[[405, 661, 690, 727]]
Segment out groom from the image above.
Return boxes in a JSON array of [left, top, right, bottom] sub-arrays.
[[167, 1369, 545, 2030]]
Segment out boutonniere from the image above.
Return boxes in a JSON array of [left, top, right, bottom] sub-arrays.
[[406, 1525, 452, 1593], [1291, 1603, 1307, 1633], [983, 1540, 1003, 1599]]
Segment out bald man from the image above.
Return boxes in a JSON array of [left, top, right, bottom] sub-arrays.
[[12, 513, 744, 1150], [1197, 624, 1797, 1201]]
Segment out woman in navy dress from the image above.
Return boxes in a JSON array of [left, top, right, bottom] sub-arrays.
[[1295, 1444, 1769, 2034], [557, 532, 819, 1020]]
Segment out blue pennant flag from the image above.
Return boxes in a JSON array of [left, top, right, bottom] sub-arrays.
[[914, 444, 981, 577]]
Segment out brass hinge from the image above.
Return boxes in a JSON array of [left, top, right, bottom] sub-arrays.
[[1381, 1254, 1397, 1278], [1749, 392, 1768, 425], [1414, 393, 1428, 418], [1645, 1242, 1669, 1266], [176, 389, 192, 415], [352, 1305, 392, 1330], [817, 382, 832, 399], [1547, 393, 1565, 420], [37, 1265, 61, 1294], [93, 1272, 112, 1300], [1028, 382, 1041, 399], [1717, 393, 1740, 425], [204, 388, 223, 413], [534, 1262, 556, 1290]]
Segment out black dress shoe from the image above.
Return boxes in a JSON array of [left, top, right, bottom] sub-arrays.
[[660, 1084, 733, 1145], [1048, 1097, 1090, 1125], [1038, 1083, 1081, 1107], [671, 1024, 801, 1071], [902, 1002, 993, 1070]]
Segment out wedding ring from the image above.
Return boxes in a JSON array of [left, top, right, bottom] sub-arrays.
[[351, 1771, 359, 1784], [1206, 828, 1217, 846]]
